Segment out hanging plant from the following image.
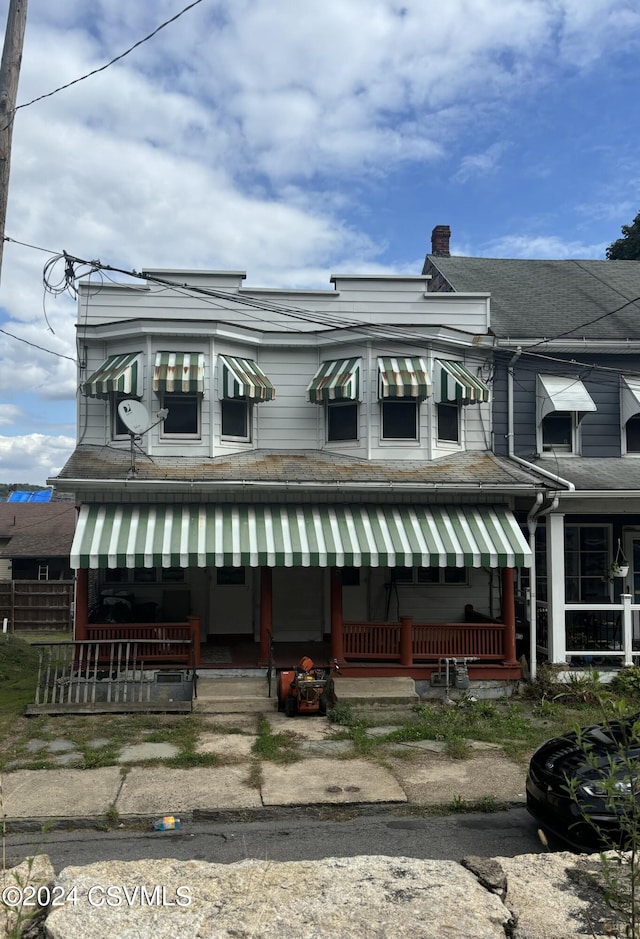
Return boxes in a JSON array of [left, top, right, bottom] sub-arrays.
[[603, 540, 629, 582]]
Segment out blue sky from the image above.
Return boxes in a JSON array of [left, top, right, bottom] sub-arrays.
[[1, 0, 640, 483]]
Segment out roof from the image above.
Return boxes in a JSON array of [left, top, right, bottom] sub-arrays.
[[0, 504, 77, 558], [533, 457, 640, 491], [53, 445, 549, 492], [423, 256, 640, 340]]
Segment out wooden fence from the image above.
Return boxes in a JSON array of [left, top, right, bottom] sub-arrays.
[[0, 580, 73, 631], [343, 620, 506, 663]]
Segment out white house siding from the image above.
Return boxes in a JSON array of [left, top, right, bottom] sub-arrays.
[[272, 568, 324, 641], [367, 567, 496, 624], [0, 558, 11, 581]]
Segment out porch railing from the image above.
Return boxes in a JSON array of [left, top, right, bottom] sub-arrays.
[[563, 596, 640, 666], [84, 618, 201, 667], [343, 619, 506, 663]]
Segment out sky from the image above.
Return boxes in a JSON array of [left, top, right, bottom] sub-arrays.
[[1, 0, 640, 485]]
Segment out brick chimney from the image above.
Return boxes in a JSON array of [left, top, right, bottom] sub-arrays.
[[431, 225, 451, 257]]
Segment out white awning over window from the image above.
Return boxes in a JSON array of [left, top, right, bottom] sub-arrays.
[[82, 353, 143, 399], [621, 376, 640, 425], [538, 375, 597, 420]]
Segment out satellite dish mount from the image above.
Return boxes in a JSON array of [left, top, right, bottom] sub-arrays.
[[117, 399, 169, 477]]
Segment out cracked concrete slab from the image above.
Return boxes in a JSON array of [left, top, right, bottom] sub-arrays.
[[261, 758, 407, 806], [387, 752, 527, 805], [1, 768, 122, 819], [116, 765, 262, 815], [195, 733, 256, 758]]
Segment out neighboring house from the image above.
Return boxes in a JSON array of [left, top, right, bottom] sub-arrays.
[[0, 502, 76, 631], [423, 226, 640, 671], [48, 268, 551, 679]]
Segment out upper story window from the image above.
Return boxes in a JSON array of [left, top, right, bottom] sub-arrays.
[[218, 354, 276, 443], [436, 402, 460, 444], [537, 374, 596, 456], [154, 352, 205, 440], [378, 356, 430, 443], [621, 377, 640, 455], [391, 566, 468, 585], [306, 358, 361, 443]]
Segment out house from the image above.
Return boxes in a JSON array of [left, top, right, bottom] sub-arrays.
[[48, 267, 553, 679], [0, 502, 76, 631], [423, 226, 640, 674]]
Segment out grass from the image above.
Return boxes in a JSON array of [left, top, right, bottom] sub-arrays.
[[251, 715, 301, 763]]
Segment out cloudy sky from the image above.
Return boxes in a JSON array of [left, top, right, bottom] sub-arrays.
[[1, 0, 640, 485]]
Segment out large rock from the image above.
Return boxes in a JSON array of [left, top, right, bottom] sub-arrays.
[[0, 854, 55, 939], [11, 850, 633, 939]]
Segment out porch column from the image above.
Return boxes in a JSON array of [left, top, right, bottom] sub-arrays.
[[400, 616, 413, 667], [547, 513, 566, 664], [74, 569, 89, 641], [259, 567, 273, 664], [500, 568, 518, 666], [330, 567, 344, 662]]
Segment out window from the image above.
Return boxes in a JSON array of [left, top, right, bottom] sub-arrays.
[[542, 411, 574, 452], [626, 416, 640, 453], [327, 402, 358, 441], [564, 525, 609, 602], [391, 566, 467, 585], [216, 567, 246, 585], [221, 398, 251, 440], [111, 395, 130, 438], [381, 399, 418, 440], [162, 394, 200, 436], [437, 403, 460, 443], [341, 567, 360, 586]]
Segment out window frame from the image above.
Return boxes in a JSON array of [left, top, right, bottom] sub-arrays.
[[390, 566, 469, 586], [160, 393, 201, 439], [326, 400, 359, 442], [380, 398, 419, 441], [221, 397, 252, 442], [436, 402, 461, 445], [625, 415, 640, 455], [539, 410, 578, 455]]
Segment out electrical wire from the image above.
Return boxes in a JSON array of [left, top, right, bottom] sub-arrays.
[[8, 0, 206, 121], [0, 327, 76, 363]]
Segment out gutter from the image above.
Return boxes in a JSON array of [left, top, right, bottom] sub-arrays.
[[507, 348, 575, 492], [48, 478, 542, 494], [526, 493, 559, 682]]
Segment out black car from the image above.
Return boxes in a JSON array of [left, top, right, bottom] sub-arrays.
[[526, 714, 640, 851]]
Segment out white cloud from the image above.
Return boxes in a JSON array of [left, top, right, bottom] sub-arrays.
[[454, 143, 508, 183], [484, 234, 607, 259], [0, 435, 75, 485]]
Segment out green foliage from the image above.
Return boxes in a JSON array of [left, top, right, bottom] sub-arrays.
[[327, 701, 357, 726], [611, 667, 640, 700], [251, 716, 300, 764], [607, 210, 640, 260], [445, 735, 471, 760], [0, 636, 39, 683], [523, 665, 609, 707]]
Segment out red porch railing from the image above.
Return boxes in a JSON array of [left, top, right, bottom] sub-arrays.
[[84, 617, 201, 667], [343, 619, 506, 664]]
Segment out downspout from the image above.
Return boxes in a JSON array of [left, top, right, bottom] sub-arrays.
[[507, 348, 575, 491], [526, 493, 559, 682]]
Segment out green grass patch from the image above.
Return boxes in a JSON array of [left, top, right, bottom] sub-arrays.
[[251, 716, 300, 763]]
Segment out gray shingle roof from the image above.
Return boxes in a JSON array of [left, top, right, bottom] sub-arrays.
[[0, 504, 76, 557], [54, 445, 548, 491], [424, 256, 640, 340], [533, 457, 640, 491]]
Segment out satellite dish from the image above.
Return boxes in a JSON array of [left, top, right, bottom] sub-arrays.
[[118, 399, 150, 435]]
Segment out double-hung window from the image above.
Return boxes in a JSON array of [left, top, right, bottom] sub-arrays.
[[537, 374, 596, 456], [153, 352, 205, 439], [306, 357, 361, 443], [218, 354, 276, 442], [378, 356, 430, 442]]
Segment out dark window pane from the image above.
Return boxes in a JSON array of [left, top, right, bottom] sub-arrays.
[[443, 567, 467, 583], [382, 400, 418, 439], [341, 567, 360, 586], [437, 403, 459, 442], [328, 403, 358, 441], [113, 396, 130, 437], [542, 412, 572, 450], [217, 567, 245, 585], [417, 567, 439, 583], [627, 416, 640, 452], [164, 395, 199, 435], [391, 567, 412, 583], [221, 399, 248, 438]]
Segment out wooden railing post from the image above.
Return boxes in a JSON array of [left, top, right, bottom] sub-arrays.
[[400, 616, 413, 667], [75, 569, 89, 641], [188, 615, 201, 667], [259, 567, 273, 665], [501, 567, 518, 666], [330, 568, 344, 662]]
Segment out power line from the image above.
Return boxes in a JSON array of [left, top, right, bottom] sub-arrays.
[[0, 327, 76, 362], [10, 0, 205, 119]]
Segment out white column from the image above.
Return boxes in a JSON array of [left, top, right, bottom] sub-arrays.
[[547, 513, 566, 663], [621, 593, 633, 667]]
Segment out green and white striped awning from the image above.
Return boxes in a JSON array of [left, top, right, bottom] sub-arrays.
[[307, 358, 361, 404], [435, 360, 491, 405], [71, 504, 531, 569], [219, 355, 275, 402], [378, 357, 431, 399], [153, 352, 205, 394], [82, 353, 142, 399]]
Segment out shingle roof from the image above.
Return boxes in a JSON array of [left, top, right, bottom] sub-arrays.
[[423, 256, 640, 340], [533, 457, 640, 491], [0, 504, 76, 557], [54, 445, 547, 490]]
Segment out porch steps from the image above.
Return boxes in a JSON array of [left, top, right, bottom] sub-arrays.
[[193, 675, 420, 715]]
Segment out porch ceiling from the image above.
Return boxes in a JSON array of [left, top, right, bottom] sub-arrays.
[[71, 503, 531, 570]]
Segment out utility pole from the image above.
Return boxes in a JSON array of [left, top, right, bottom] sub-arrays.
[[0, 0, 28, 283]]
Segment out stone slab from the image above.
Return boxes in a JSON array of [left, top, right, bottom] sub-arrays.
[[387, 752, 527, 805], [1, 768, 122, 820], [116, 765, 261, 815], [266, 712, 335, 740], [118, 742, 180, 763], [334, 676, 419, 702], [261, 757, 406, 806], [195, 733, 255, 758]]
